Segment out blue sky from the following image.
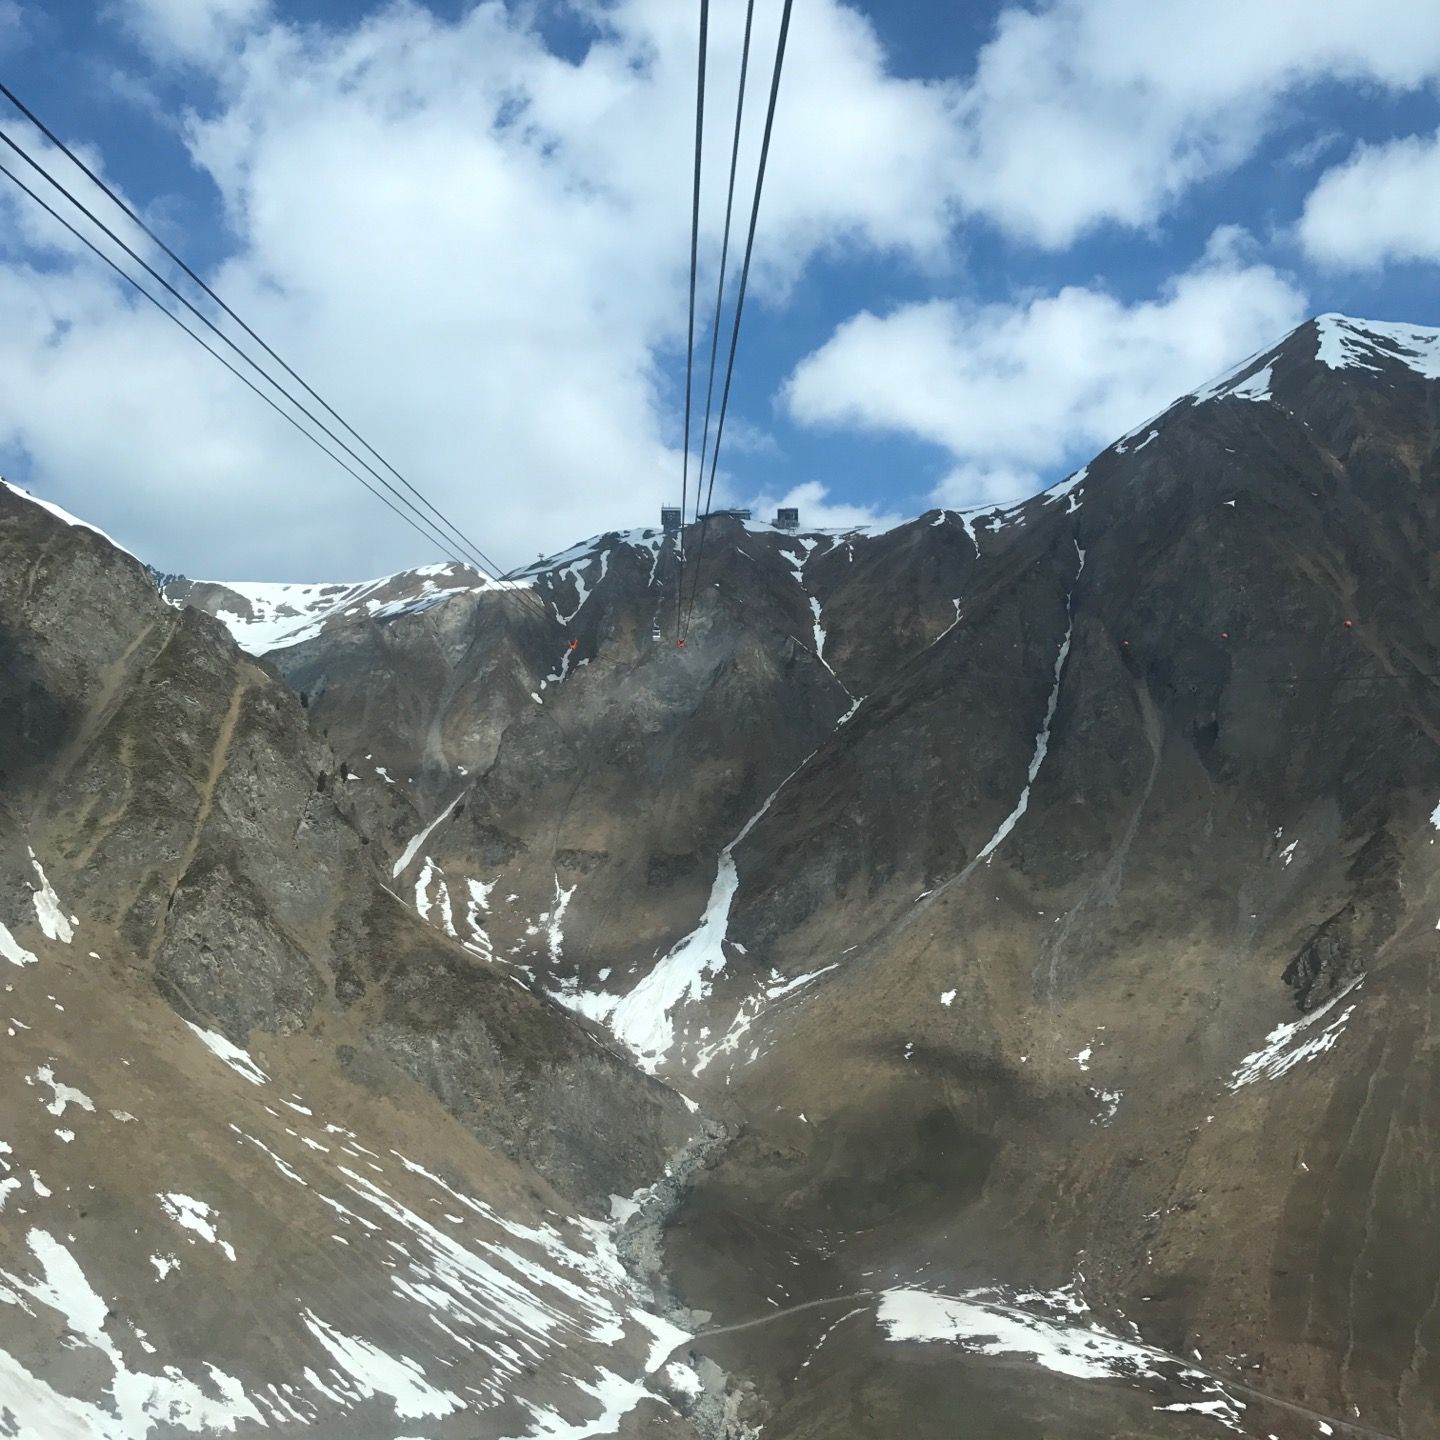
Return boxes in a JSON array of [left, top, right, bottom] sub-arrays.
[[1, 0, 1439, 579]]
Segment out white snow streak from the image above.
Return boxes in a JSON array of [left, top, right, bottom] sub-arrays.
[[393, 792, 464, 878], [184, 1022, 269, 1085], [547, 876, 577, 963], [1227, 976, 1364, 1090], [159, 1194, 237, 1263], [2, 478, 138, 559], [608, 752, 815, 1072], [302, 1310, 460, 1420], [27, 851, 72, 944], [0, 921, 37, 968], [974, 547, 1084, 868]]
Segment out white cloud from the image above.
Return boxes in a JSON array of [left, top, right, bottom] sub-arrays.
[[945, 0, 1440, 247], [4, 0, 1437, 579], [745, 479, 903, 533], [931, 463, 1046, 514], [783, 228, 1307, 508], [0, 0, 976, 579], [119, 0, 268, 64], [1299, 128, 1440, 269]]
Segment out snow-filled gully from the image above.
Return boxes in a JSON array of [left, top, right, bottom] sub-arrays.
[[781, 538, 852, 702], [606, 752, 816, 1075], [906, 542, 1085, 932], [581, 540, 871, 1075]]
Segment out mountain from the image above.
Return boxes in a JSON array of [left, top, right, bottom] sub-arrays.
[[0, 482, 705, 1439], [4, 311, 1440, 1439]]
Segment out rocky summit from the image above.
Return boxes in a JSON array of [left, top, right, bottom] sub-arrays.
[[3, 311, 1440, 1439]]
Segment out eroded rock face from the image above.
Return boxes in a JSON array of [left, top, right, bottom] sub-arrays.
[[0, 481, 712, 1437], [169, 315, 1440, 1438], [5, 313, 1440, 1439]]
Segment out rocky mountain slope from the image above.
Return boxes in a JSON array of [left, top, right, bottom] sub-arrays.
[[0, 484, 705, 1439], [3, 311, 1439, 1439]]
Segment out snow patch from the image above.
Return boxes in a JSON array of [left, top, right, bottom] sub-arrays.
[[199, 564, 522, 655], [1225, 363, 1273, 402], [185, 1022, 269, 1085], [28, 851, 73, 944], [159, 1193, 237, 1262], [0, 921, 37, 968], [1228, 976, 1365, 1090], [1315, 314, 1440, 381], [31, 1066, 95, 1119], [1089, 1088, 1122, 1125], [1042, 467, 1086, 512], [393, 792, 464, 878], [878, 1285, 1245, 1428], [0, 1228, 264, 1434]]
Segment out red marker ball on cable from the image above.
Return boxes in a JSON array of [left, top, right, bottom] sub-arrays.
[[568, 639, 578, 650], [1221, 631, 1229, 640], [1343, 619, 1353, 628]]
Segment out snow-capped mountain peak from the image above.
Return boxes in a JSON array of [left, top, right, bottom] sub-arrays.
[[1313, 312, 1440, 380]]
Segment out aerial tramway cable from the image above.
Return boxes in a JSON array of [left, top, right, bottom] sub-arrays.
[[681, 0, 794, 642], [0, 120, 563, 634], [0, 159, 497, 577], [0, 82, 533, 606], [674, 0, 711, 640], [694, 0, 756, 526], [0, 123, 545, 619]]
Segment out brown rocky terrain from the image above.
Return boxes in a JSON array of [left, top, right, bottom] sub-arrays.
[[3, 312, 1439, 1438]]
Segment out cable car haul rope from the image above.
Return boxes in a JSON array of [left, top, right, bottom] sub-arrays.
[[0, 82, 555, 631], [674, 0, 795, 647]]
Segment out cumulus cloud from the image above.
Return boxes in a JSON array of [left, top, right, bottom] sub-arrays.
[[745, 479, 903, 533], [1299, 128, 1440, 269], [119, 0, 269, 64], [0, 0, 982, 578], [944, 0, 1440, 248], [2, 0, 1435, 578], [783, 228, 1308, 508], [931, 463, 1048, 514]]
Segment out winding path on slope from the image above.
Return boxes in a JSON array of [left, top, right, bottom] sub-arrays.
[[675, 1289, 1401, 1440]]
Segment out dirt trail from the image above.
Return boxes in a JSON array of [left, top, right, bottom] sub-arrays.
[[680, 1289, 1400, 1440]]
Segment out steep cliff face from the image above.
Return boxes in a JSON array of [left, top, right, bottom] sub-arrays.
[[6, 312, 1440, 1439], [0, 482, 702, 1440]]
